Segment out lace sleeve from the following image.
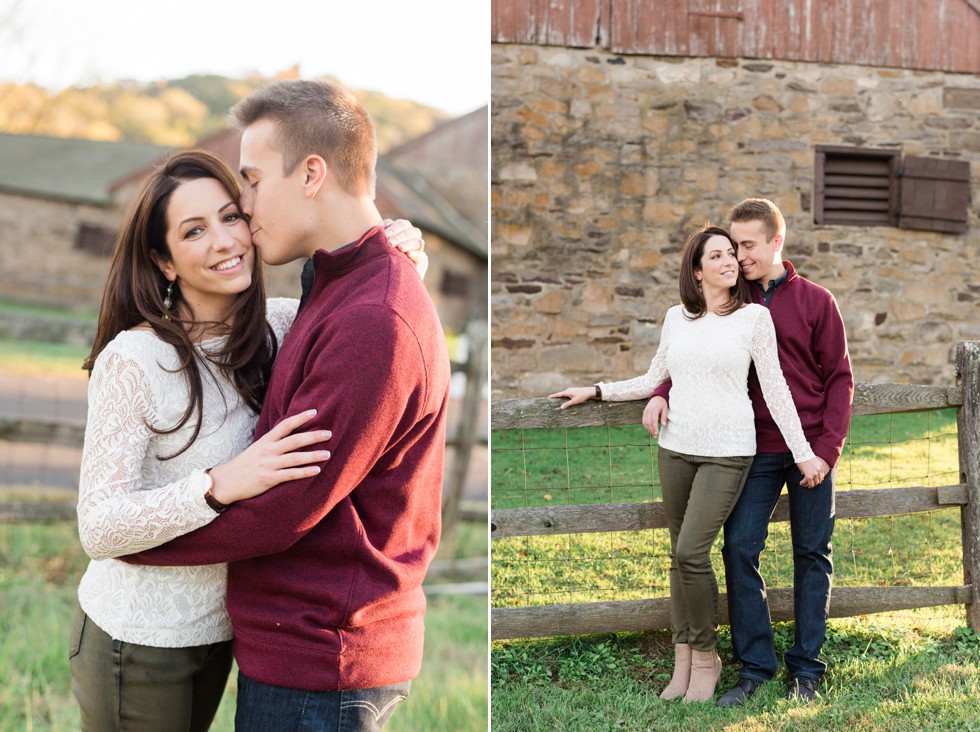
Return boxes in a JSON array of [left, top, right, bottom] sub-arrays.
[[598, 309, 672, 402], [77, 348, 217, 560], [266, 298, 300, 343], [749, 309, 815, 463]]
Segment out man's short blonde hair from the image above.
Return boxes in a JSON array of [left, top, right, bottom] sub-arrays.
[[727, 198, 786, 242], [231, 79, 377, 196]]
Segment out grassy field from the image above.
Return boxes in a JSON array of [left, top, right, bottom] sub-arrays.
[[0, 340, 90, 380], [490, 410, 979, 730], [0, 519, 488, 731]]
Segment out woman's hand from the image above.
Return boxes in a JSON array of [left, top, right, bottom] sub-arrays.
[[547, 386, 596, 409], [797, 456, 824, 489], [383, 218, 428, 279], [207, 409, 331, 505]]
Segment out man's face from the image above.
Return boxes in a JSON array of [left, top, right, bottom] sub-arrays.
[[731, 219, 780, 284], [239, 119, 308, 266]]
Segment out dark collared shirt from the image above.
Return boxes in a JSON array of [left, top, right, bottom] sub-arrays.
[[754, 268, 789, 307]]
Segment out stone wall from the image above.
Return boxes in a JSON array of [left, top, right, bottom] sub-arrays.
[[0, 191, 472, 336], [0, 192, 305, 314], [491, 45, 980, 397]]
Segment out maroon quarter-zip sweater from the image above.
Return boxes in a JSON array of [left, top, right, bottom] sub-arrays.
[[746, 261, 852, 466], [128, 226, 450, 691]]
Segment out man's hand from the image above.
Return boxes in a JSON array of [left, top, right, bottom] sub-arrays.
[[643, 395, 668, 438]]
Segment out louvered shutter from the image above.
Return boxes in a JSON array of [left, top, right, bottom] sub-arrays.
[[897, 156, 970, 234], [814, 146, 899, 226]]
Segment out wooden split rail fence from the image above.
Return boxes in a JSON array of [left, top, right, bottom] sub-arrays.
[[490, 341, 980, 639]]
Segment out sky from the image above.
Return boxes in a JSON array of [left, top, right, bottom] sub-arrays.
[[0, 0, 489, 116]]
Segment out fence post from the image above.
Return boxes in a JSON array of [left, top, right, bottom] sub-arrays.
[[442, 319, 487, 547], [956, 341, 980, 631]]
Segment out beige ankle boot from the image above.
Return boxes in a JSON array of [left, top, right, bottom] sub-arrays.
[[683, 648, 721, 703], [659, 643, 692, 700]]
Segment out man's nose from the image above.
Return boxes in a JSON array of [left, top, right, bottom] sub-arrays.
[[240, 187, 254, 218]]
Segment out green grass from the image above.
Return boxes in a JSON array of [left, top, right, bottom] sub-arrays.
[[491, 618, 980, 731], [0, 520, 487, 731], [491, 410, 961, 607], [490, 409, 975, 729], [0, 301, 97, 321], [0, 339, 90, 379]]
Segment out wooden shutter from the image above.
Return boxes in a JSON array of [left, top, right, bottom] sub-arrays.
[[814, 146, 899, 226], [74, 223, 116, 257], [897, 157, 971, 234]]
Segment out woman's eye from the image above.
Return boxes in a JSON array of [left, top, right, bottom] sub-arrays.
[[224, 213, 242, 223], [184, 226, 204, 239]]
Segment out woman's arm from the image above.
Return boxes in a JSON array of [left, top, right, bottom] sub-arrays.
[[77, 349, 220, 560], [596, 308, 674, 402], [549, 309, 673, 411], [749, 310, 821, 484]]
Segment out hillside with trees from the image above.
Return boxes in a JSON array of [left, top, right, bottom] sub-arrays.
[[0, 71, 451, 152]]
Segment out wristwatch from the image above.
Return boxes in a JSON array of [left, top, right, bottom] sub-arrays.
[[203, 468, 228, 514]]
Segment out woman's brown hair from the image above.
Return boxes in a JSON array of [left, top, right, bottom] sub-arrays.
[[678, 225, 753, 319], [83, 149, 276, 459]]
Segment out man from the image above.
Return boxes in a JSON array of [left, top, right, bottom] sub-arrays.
[[127, 80, 450, 730], [646, 198, 852, 705]]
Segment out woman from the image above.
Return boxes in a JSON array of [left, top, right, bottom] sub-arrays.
[[550, 225, 820, 703], [70, 149, 426, 730]]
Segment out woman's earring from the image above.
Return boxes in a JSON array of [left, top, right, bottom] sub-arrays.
[[163, 280, 174, 320], [697, 280, 703, 293]]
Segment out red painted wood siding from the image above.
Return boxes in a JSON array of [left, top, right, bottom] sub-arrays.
[[491, 0, 980, 73]]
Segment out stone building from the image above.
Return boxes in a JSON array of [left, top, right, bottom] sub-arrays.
[[0, 106, 488, 337], [490, 0, 980, 396]]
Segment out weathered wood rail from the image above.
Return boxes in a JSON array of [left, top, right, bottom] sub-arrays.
[[490, 341, 980, 639]]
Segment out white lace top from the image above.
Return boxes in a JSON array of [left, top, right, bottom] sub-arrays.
[[598, 304, 814, 462], [76, 298, 299, 647]]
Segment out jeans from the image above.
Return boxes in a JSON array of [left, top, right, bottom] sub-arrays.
[[235, 672, 411, 732], [721, 452, 835, 682], [69, 605, 233, 732], [658, 447, 753, 651]]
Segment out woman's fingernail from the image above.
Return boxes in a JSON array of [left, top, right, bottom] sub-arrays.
[[322, 431, 332, 439], [307, 409, 317, 416], [323, 452, 331, 460]]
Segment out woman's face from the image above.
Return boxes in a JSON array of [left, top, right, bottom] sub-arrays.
[[154, 177, 255, 319], [695, 234, 740, 291]]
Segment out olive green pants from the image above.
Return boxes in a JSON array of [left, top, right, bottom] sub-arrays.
[[658, 447, 753, 651], [69, 605, 233, 732]]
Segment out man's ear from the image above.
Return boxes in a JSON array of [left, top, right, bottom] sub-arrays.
[[302, 155, 329, 199], [772, 234, 785, 254], [149, 251, 176, 281]]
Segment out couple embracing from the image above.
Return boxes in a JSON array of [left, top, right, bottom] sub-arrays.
[[552, 198, 853, 706], [72, 79, 449, 731]]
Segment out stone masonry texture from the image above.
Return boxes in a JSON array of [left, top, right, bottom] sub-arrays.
[[491, 45, 980, 397]]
